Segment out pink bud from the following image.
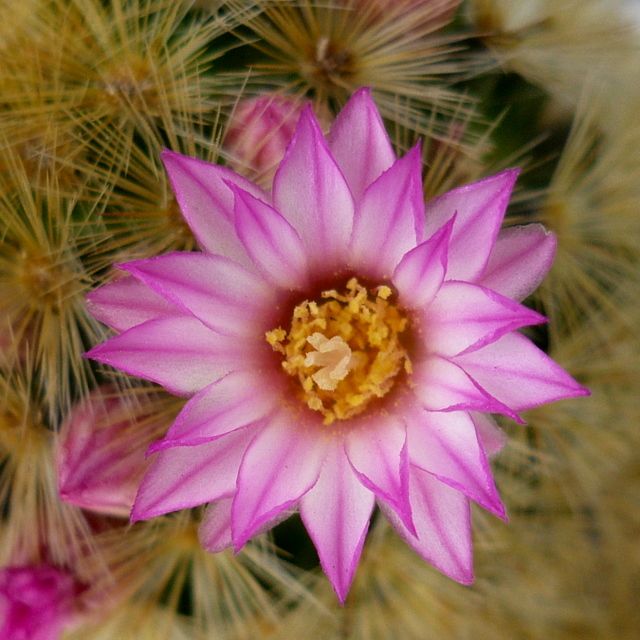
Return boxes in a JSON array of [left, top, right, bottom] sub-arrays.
[[56, 385, 167, 518], [0, 564, 81, 640], [223, 94, 305, 187]]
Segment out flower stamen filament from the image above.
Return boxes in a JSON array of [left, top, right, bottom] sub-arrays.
[[266, 278, 411, 424]]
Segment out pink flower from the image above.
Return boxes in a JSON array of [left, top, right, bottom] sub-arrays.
[[0, 564, 80, 640], [85, 88, 588, 602], [223, 94, 305, 187], [56, 384, 165, 518]]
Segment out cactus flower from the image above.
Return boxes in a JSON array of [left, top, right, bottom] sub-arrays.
[[56, 385, 165, 518], [223, 94, 305, 187], [0, 564, 81, 640], [85, 88, 588, 603]]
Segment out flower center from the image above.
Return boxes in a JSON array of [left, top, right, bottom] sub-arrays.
[[266, 278, 412, 424]]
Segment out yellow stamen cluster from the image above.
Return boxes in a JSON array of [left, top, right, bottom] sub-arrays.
[[266, 278, 412, 424]]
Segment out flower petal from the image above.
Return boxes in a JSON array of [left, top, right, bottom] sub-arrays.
[[405, 410, 505, 518], [272, 106, 355, 271], [299, 439, 375, 604], [470, 412, 507, 457], [478, 224, 557, 301], [85, 316, 250, 396], [85, 275, 178, 333], [231, 412, 328, 548], [161, 150, 268, 266], [380, 466, 473, 585], [349, 144, 424, 279], [200, 498, 296, 554], [122, 252, 278, 338], [149, 370, 280, 452], [453, 332, 590, 410], [131, 427, 258, 521], [393, 216, 454, 309], [423, 281, 547, 356], [345, 416, 414, 534], [327, 87, 396, 200], [411, 356, 521, 421], [199, 498, 234, 553], [423, 169, 519, 281], [231, 185, 310, 290]]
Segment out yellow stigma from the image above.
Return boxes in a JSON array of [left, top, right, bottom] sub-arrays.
[[266, 278, 411, 424]]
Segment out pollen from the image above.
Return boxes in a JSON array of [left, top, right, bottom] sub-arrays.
[[266, 278, 411, 424]]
